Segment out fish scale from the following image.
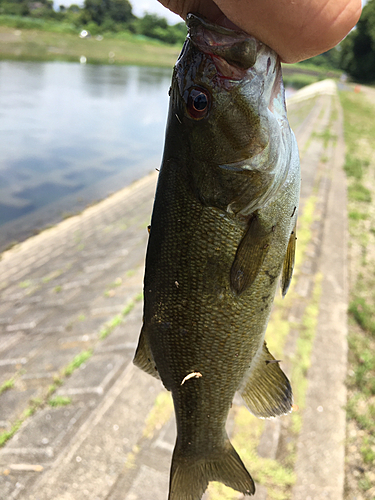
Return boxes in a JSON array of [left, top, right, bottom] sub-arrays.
[[134, 13, 300, 500]]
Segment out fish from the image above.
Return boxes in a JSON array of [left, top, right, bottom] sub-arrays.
[[133, 12, 300, 500]]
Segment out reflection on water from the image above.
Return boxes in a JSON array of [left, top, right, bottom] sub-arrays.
[[0, 61, 172, 247]]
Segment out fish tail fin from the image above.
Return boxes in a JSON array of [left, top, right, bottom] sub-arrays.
[[168, 439, 255, 500]]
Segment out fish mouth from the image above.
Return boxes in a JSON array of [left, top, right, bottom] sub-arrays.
[[186, 13, 260, 79]]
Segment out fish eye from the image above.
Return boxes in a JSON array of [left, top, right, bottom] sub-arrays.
[[193, 93, 207, 111], [187, 87, 210, 119]]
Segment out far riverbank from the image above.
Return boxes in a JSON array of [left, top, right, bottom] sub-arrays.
[[0, 25, 181, 67], [0, 24, 341, 87]]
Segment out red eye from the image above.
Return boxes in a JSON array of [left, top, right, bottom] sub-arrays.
[[187, 87, 210, 119]]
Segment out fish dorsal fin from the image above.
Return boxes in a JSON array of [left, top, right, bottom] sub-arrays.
[[281, 222, 297, 297], [239, 341, 292, 418], [133, 325, 160, 380], [230, 215, 273, 295]]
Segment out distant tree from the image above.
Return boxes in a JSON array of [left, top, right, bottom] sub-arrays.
[[29, 1, 59, 20], [0, 0, 30, 16], [307, 47, 341, 70], [68, 4, 81, 13], [339, 0, 375, 82], [83, 0, 133, 26], [133, 13, 186, 44], [106, 0, 133, 23]]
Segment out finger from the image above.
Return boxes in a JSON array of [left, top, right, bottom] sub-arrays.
[[214, 0, 362, 62]]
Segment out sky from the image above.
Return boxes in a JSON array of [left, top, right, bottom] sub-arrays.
[[53, 1, 182, 24]]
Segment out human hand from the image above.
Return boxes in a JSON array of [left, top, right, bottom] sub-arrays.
[[157, 0, 362, 63]]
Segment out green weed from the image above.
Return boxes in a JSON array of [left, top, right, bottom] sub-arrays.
[[283, 73, 321, 89], [0, 419, 23, 447], [48, 396, 72, 407], [19, 280, 31, 288], [63, 350, 93, 377], [348, 183, 372, 203], [313, 127, 337, 148], [143, 391, 173, 439], [42, 269, 63, 283], [348, 210, 368, 221], [349, 297, 375, 335], [358, 476, 372, 492], [360, 436, 375, 464], [344, 155, 369, 180], [0, 377, 15, 395]]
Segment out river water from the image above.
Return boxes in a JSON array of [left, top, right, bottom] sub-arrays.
[[0, 60, 295, 252], [0, 61, 172, 250]]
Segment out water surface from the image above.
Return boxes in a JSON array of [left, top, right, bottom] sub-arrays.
[[0, 61, 172, 250]]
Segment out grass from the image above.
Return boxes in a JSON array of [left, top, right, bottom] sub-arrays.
[[18, 279, 31, 288], [285, 60, 342, 77], [348, 297, 375, 336], [0, 398, 40, 446], [63, 349, 93, 377], [0, 24, 180, 67], [99, 290, 142, 339], [142, 390, 173, 439], [290, 273, 322, 434], [313, 127, 337, 149], [0, 377, 15, 395], [42, 269, 63, 283], [104, 277, 123, 297], [339, 88, 375, 498], [344, 155, 369, 180], [348, 183, 372, 203], [48, 395, 72, 407], [348, 210, 368, 221], [283, 73, 323, 90]]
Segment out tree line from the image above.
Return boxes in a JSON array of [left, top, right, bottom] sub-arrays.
[[339, 0, 375, 83], [0, 0, 187, 45]]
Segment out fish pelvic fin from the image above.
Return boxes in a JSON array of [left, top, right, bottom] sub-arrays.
[[133, 325, 160, 380], [281, 221, 297, 297], [240, 341, 293, 418], [168, 439, 255, 500], [230, 214, 273, 295]]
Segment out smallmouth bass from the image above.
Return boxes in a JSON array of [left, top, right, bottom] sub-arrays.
[[134, 13, 300, 500]]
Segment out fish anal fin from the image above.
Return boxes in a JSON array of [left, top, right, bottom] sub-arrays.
[[240, 342, 292, 418], [281, 222, 297, 297], [133, 325, 160, 380], [230, 215, 273, 295], [169, 438, 255, 500]]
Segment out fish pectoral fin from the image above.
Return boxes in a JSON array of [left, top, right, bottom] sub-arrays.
[[169, 438, 255, 500], [281, 222, 297, 297], [133, 325, 160, 380], [230, 215, 273, 295], [240, 341, 292, 418]]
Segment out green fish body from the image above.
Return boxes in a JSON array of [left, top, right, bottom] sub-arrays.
[[134, 13, 300, 500]]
